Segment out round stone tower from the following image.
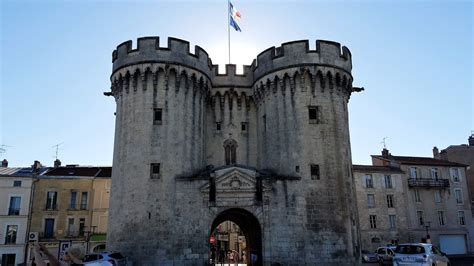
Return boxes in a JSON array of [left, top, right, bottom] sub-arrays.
[[107, 37, 361, 265]]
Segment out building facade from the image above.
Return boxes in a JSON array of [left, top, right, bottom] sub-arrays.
[[0, 165, 36, 266], [27, 166, 111, 264], [353, 165, 409, 251], [372, 149, 473, 255], [436, 134, 474, 203], [106, 37, 363, 265]]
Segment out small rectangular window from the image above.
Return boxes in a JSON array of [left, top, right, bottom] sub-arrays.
[[459, 211, 466, 225], [454, 189, 463, 204], [8, 197, 21, 215], [431, 168, 439, 179], [13, 181, 21, 187], [216, 122, 222, 132], [70, 191, 77, 209], [389, 215, 396, 229], [367, 194, 375, 208], [365, 174, 373, 188], [80, 192, 88, 210], [384, 175, 392, 188], [438, 211, 446, 226], [369, 215, 377, 229], [295, 165, 300, 173], [308, 106, 321, 124], [451, 168, 460, 182], [417, 210, 424, 225], [434, 190, 442, 203], [387, 194, 394, 208], [46, 191, 57, 210], [241, 122, 248, 132], [67, 218, 75, 236], [410, 167, 418, 179], [414, 189, 421, 203], [310, 164, 320, 180], [79, 218, 85, 236], [5, 225, 18, 244], [150, 163, 161, 179], [153, 108, 162, 125]]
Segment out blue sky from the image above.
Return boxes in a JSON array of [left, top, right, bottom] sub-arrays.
[[1, 0, 472, 167]]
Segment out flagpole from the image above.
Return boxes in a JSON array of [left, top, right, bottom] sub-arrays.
[[228, 0, 231, 64]]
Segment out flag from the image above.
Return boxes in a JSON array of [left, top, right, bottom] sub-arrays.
[[229, 2, 242, 32]]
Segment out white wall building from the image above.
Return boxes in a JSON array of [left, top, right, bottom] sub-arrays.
[[0, 165, 35, 266], [372, 149, 474, 255]]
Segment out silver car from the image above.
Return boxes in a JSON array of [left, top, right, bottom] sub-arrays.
[[393, 243, 450, 266]]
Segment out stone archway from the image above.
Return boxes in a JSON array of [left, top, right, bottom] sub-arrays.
[[210, 208, 262, 266]]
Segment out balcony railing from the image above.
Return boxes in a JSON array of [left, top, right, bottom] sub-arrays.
[[408, 178, 450, 188], [39, 232, 55, 240], [65, 230, 84, 238], [80, 204, 88, 210], [45, 204, 57, 211], [8, 208, 20, 215]]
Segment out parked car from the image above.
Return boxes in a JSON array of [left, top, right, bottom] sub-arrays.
[[377, 246, 396, 265], [393, 243, 450, 266], [83, 251, 127, 266], [362, 249, 380, 263]]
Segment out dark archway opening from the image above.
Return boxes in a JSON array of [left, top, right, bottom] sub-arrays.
[[210, 208, 262, 266]]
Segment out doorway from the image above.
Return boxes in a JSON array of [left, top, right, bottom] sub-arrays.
[[210, 208, 262, 266]]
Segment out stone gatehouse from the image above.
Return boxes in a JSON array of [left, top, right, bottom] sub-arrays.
[[106, 36, 362, 265]]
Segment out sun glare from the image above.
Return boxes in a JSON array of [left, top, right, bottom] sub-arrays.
[[206, 41, 259, 75]]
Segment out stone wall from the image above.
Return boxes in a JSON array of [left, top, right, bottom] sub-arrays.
[[107, 37, 360, 265]]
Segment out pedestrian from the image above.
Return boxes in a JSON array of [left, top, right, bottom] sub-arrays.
[[33, 243, 85, 266], [219, 249, 225, 265]]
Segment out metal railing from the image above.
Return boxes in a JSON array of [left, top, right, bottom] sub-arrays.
[[80, 204, 88, 210], [39, 232, 55, 239], [408, 178, 450, 188], [45, 204, 57, 210], [65, 230, 83, 238]]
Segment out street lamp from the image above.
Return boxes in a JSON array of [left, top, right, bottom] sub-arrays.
[[423, 221, 431, 243], [84, 226, 97, 253]]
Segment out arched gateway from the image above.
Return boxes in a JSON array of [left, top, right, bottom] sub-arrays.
[[107, 37, 362, 265], [211, 208, 262, 265]]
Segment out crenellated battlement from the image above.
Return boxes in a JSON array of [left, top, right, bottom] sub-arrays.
[[112, 37, 213, 76], [110, 37, 354, 93], [251, 40, 352, 82], [211, 64, 254, 88]]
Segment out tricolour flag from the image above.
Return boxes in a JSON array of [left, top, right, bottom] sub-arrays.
[[229, 2, 242, 32]]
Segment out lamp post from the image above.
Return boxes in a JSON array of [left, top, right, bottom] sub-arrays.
[[423, 221, 431, 243], [84, 226, 97, 253]]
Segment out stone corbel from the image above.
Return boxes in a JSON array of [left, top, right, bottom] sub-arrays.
[[279, 79, 285, 95], [289, 77, 296, 95], [132, 73, 138, 91], [141, 73, 147, 91], [123, 76, 129, 94], [152, 72, 158, 91]]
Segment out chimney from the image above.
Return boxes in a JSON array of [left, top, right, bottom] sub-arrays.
[[54, 159, 61, 168], [382, 148, 390, 158], [1, 159, 8, 167], [469, 134, 474, 146], [433, 146, 439, 158], [32, 160, 42, 172]]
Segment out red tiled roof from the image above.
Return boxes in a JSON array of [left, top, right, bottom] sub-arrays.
[[371, 155, 467, 167], [353, 164, 404, 173]]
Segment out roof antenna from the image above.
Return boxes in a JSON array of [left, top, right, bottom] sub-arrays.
[[381, 137, 388, 149], [52, 142, 63, 160], [0, 144, 11, 157]]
